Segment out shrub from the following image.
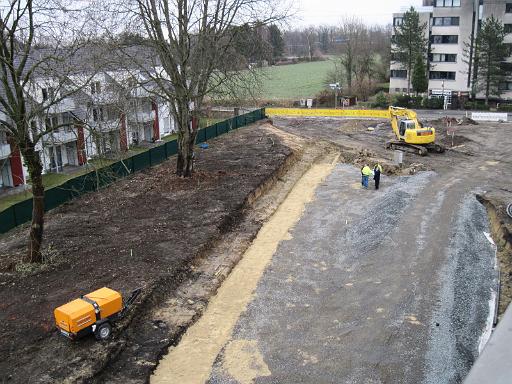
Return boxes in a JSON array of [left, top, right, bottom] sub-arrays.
[[498, 103, 512, 112], [315, 89, 335, 107], [422, 97, 444, 109], [372, 91, 389, 109], [464, 101, 490, 111], [392, 94, 412, 108], [411, 96, 423, 109]]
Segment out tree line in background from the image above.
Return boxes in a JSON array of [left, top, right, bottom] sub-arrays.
[[282, 21, 392, 100]]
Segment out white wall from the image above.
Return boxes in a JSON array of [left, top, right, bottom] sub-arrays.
[[158, 101, 176, 137]]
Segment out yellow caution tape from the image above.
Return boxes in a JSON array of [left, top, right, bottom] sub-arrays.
[[266, 108, 391, 119]]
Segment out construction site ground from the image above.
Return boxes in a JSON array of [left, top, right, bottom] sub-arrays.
[[152, 116, 512, 384], [1, 115, 512, 383], [0, 123, 302, 383]]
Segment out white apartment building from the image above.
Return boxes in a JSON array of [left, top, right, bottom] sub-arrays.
[[390, 0, 512, 101], [0, 69, 178, 191]]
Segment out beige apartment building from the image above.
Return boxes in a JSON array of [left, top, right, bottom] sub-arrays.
[[390, 0, 512, 102]]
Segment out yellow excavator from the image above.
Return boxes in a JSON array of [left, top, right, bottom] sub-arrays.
[[386, 106, 444, 156], [266, 106, 445, 156]]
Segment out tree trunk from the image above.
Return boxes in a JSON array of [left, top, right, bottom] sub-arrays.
[[345, 56, 353, 95], [176, 103, 197, 178], [176, 132, 196, 177], [485, 59, 491, 106], [23, 144, 45, 263]]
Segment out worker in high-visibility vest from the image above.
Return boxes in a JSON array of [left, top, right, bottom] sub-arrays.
[[361, 165, 373, 189], [373, 163, 383, 190]]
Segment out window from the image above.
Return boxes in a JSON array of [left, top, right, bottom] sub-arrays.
[[45, 116, 59, 132], [91, 81, 101, 94], [500, 62, 512, 73], [62, 112, 74, 132], [42, 87, 54, 101], [106, 106, 119, 121], [506, 3, 512, 13], [505, 24, 512, 34], [393, 17, 404, 26], [127, 77, 137, 88], [435, 0, 460, 6], [499, 82, 512, 91], [430, 53, 457, 62], [394, 88, 401, 92], [429, 71, 456, 80], [433, 17, 460, 26], [92, 107, 104, 122], [391, 70, 407, 78], [506, 43, 512, 56], [390, 52, 401, 61], [431, 35, 458, 44]]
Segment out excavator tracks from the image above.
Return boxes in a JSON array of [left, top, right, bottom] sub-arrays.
[[386, 141, 445, 156]]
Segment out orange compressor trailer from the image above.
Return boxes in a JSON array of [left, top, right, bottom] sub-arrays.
[[54, 287, 141, 341]]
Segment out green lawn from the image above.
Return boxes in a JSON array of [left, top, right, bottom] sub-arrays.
[[0, 190, 33, 212], [259, 60, 336, 100], [0, 172, 90, 212]]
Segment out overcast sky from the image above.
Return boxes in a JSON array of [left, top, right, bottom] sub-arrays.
[[292, 0, 424, 27]]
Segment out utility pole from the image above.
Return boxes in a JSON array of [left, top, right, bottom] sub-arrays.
[[329, 82, 341, 109]]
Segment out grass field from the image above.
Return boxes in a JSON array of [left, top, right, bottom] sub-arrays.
[[260, 59, 336, 100]]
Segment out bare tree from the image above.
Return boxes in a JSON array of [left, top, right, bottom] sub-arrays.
[[303, 27, 317, 61], [336, 17, 366, 95], [118, 0, 288, 177], [0, 0, 97, 262]]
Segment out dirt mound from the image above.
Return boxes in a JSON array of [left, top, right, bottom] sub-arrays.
[[428, 116, 478, 126]]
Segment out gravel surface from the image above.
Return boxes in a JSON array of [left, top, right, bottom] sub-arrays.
[[206, 164, 498, 383], [424, 195, 498, 384]]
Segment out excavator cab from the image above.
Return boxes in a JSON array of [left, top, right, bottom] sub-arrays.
[[398, 120, 417, 137]]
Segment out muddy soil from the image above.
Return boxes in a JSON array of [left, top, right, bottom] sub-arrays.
[[0, 123, 296, 383]]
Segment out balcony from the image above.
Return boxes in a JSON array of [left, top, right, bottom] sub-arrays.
[[0, 143, 11, 160], [90, 91, 119, 105], [43, 128, 77, 144], [48, 97, 75, 114], [90, 120, 120, 133], [128, 110, 154, 123], [131, 87, 151, 98]]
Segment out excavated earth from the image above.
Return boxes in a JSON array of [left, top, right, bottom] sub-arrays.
[[0, 122, 306, 383]]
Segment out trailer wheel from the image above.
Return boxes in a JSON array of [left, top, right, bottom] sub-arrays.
[[95, 322, 112, 341]]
